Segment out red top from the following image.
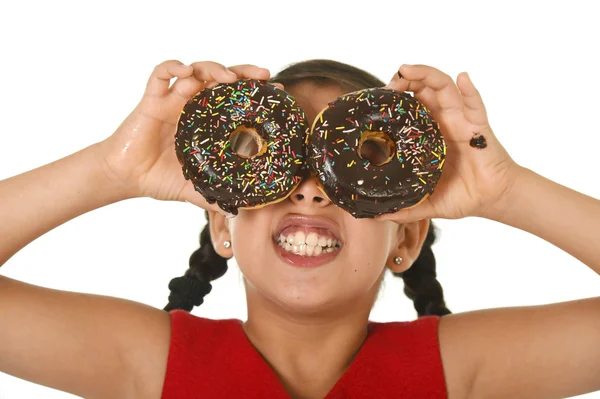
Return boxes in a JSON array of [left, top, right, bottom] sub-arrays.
[[161, 310, 448, 399]]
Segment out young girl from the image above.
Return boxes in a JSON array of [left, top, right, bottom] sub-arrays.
[[0, 59, 598, 399]]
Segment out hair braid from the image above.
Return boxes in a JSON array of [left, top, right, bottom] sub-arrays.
[[393, 222, 451, 317], [164, 212, 228, 312]]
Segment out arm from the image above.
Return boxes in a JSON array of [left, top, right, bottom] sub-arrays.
[[456, 168, 600, 399], [0, 144, 171, 398], [0, 144, 128, 266], [484, 166, 600, 274], [385, 65, 600, 399], [0, 61, 268, 398]]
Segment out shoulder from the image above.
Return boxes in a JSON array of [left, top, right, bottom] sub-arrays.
[[368, 316, 443, 364], [368, 315, 440, 344], [168, 310, 243, 349], [134, 310, 244, 399], [369, 316, 474, 399], [437, 313, 479, 399]]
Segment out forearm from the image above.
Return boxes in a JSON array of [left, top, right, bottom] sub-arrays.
[[485, 166, 600, 274], [0, 144, 129, 266]]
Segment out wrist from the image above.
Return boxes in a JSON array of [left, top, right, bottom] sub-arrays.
[[476, 163, 532, 223], [88, 141, 138, 203]]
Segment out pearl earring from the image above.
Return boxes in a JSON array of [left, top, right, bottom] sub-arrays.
[[393, 256, 403, 265], [223, 241, 231, 248]]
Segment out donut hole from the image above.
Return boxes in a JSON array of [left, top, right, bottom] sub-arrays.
[[230, 126, 266, 158], [358, 131, 396, 166]]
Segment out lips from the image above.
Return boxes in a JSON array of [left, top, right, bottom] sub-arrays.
[[273, 214, 342, 244]]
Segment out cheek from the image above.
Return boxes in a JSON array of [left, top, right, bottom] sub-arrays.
[[345, 244, 388, 287], [343, 222, 396, 274], [228, 211, 272, 259]]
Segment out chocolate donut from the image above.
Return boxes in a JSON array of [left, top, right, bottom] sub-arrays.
[[175, 79, 308, 215], [307, 88, 446, 218]]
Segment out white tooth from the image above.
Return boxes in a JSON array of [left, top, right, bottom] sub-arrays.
[[293, 231, 306, 246], [285, 243, 292, 251], [314, 245, 323, 256], [327, 238, 332, 247], [286, 234, 294, 244], [279, 234, 285, 243], [326, 247, 334, 253], [306, 245, 315, 256], [292, 245, 299, 253], [298, 244, 306, 255], [306, 232, 319, 246], [318, 236, 327, 247], [333, 239, 338, 247]]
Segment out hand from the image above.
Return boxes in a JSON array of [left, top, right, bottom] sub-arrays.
[[377, 64, 522, 224], [96, 60, 271, 213]]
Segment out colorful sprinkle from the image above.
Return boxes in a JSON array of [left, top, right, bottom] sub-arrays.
[[307, 88, 446, 218], [174, 79, 308, 214]]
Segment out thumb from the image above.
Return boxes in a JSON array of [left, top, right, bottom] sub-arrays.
[[375, 200, 435, 224]]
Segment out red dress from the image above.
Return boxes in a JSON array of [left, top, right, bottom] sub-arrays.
[[161, 310, 448, 398]]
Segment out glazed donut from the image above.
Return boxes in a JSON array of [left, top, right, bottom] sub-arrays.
[[307, 88, 446, 218], [175, 79, 308, 215]]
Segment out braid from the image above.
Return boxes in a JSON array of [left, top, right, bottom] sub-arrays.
[[392, 222, 451, 317], [164, 211, 229, 312]]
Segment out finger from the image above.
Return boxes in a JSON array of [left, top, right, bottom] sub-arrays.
[[457, 72, 489, 126], [386, 71, 442, 115], [173, 61, 238, 96], [145, 60, 194, 96], [271, 82, 285, 90], [168, 73, 205, 101], [386, 71, 426, 93], [392, 64, 464, 112], [228, 64, 270, 80], [204, 64, 271, 89], [189, 61, 238, 84], [375, 201, 436, 224]]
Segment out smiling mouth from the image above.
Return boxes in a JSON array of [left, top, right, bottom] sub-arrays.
[[275, 229, 342, 257]]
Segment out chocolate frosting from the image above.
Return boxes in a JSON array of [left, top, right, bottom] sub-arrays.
[[307, 88, 446, 218], [175, 80, 308, 214]]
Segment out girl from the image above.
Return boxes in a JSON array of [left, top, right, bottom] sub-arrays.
[[0, 59, 598, 399]]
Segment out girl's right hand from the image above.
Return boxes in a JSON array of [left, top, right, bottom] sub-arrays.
[[97, 60, 271, 213]]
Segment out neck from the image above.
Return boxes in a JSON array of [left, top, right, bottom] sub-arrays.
[[242, 291, 376, 398]]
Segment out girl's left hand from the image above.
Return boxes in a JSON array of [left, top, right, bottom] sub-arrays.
[[377, 64, 522, 224]]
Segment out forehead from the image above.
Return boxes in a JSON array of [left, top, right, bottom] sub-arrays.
[[285, 82, 345, 124]]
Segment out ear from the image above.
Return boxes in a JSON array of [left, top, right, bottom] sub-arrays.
[[208, 211, 233, 258], [386, 219, 430, 273]]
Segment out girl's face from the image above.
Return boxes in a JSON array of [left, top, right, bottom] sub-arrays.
[[211, 82, 428, 315]]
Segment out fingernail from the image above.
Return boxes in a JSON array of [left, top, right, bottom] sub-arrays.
[[225, 212, 236, 219], [399, 64, 413, 75]]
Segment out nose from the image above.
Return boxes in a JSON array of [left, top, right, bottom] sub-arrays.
[[289, 172, 331, 208]]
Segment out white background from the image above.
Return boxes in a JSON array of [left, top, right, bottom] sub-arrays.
[[1, 0, 599, 398]]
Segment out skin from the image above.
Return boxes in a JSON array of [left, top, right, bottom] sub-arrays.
[[0, 60, 599, 399], [208, 82, 430, 397]]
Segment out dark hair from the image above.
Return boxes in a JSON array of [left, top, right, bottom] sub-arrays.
[[164, 59, 451, 318]]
